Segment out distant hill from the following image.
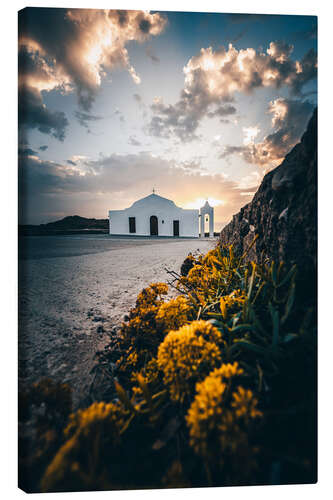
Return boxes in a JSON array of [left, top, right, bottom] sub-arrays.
[[19, 216, 109, 235]]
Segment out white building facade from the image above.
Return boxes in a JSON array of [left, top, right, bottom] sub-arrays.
[[109, 193, 205, 237]]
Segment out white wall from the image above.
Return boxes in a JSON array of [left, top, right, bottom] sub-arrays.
[[109, 195, 199, 237]]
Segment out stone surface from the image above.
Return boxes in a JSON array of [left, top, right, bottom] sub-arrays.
[[220, 109, 317, 302]]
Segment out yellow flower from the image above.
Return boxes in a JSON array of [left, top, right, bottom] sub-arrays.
[[156, 295, 194, 332], [219, 289, 246, 320], [131, 358, 161, 397], [203, 248, 223, 268], [41, 402, 127, 492], [231, 386, 262, 419], [220, 297, 227, 319], [186, 362, 261, 458], [136, 282, 168, 308], [64, 401, 125, 439], [117, 283, 171, 371], [157, 320, 222, 402]]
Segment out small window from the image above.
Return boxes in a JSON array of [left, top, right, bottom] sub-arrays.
[[173, 220, 179, 237], [129, 217, 136, 233]]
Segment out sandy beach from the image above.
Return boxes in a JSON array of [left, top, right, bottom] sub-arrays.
[[19, 235, 214, 405]]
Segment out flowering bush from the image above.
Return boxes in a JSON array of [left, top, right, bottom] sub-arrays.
[[131, 357, 162, 398], [157, 320, 223, 402], [186, 362, 262, 483], [40, 402, 127, 492], [186, 362, 261, 455], [19, 240, 316, 492], [116, 284, 194, 377], [156, 295, 195, 331], [115, 282, 170, 373], [219, 289, 247, 320]]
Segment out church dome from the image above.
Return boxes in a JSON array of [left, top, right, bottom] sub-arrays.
[[130, 193, 177, 209]]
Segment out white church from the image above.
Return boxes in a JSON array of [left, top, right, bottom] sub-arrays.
[[108, 191, 214, 238]]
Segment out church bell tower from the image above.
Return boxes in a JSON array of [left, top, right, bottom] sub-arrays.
[[199, 200, 214, 238]]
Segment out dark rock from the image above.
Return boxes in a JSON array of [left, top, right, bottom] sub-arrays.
[[219, 109, 317, 305], [180, 255, 195, 276]]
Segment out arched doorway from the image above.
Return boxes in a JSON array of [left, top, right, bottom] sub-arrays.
[[204, 214, 210, 236], [150, 215, 158, 236]]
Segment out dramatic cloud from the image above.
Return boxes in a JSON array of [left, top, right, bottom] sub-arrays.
[[18, 85, 69, 141], [148, 97, 237, 141], [17, 10, 317, 230], [220, 98, 314, 168], [18, 8, 167, 140], [18, 150, 257, 226], [148, 41, 317, 141], [18, 146, 39, 157], [207, 104, 237, 121], [74, 111, 103, 131]]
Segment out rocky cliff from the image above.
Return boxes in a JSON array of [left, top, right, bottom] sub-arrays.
[[220, 108, 317, 302]]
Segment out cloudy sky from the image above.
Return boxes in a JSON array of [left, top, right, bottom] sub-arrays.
[[18, 8, 317, 229]]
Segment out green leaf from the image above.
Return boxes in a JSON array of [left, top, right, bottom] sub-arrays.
[[229, 245, 234, 262], [247, 262, 256, 301], [271, 261, 277, 286], [241, 233, 259, 261], [136, 373, 153, 409], [230, 323, 256, 334], [281, 282, 296, 325], [114, 380, 136, 413], [252, 281, 265, 305], [152, 417, 181, 450], [276, 264, 297, 289], [207, 318, 224, 328], [120, 413, 135, 435], [283, 333, 299, 343], [234, 269, 243, 281], [249, 308, 268, 337], [269, 302, 280, 347], [229, 340, 270, 357]]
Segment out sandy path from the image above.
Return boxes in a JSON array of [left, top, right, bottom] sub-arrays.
[[19, 237, 214, 405]]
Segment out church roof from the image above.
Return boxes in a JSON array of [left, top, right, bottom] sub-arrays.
[[130, 193, 177, 209]]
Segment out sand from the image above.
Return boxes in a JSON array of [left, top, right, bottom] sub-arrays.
[[19, 235, 214, 405]]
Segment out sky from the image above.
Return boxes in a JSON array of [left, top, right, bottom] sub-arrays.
[[18, 8, 317, 230]]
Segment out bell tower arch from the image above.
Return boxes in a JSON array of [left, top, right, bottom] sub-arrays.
[[200, 200, 214, 238]]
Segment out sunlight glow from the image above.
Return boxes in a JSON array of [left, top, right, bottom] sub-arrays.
[[243, 126, 260, 145], [184, 197, 224, 209]]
